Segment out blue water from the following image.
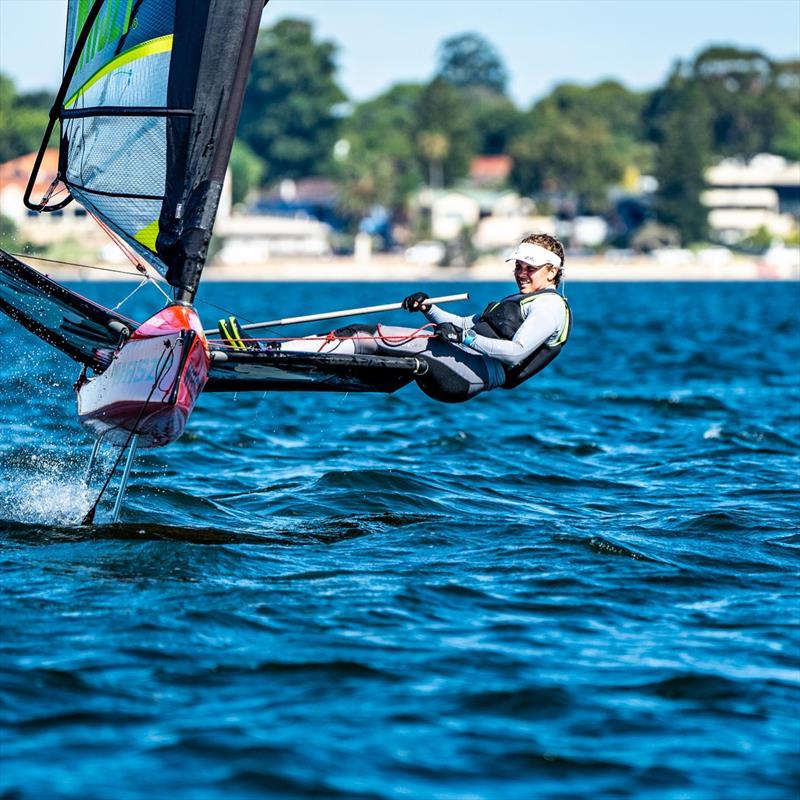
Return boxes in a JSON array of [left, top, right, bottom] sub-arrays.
[[1, 280, 798, 800]]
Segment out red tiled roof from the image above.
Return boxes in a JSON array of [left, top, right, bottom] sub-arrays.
[[0, 149, 60, 193], [470, 155, 512, 182]]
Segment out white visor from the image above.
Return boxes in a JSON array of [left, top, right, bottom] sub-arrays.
[[505, 242, 563, 269]]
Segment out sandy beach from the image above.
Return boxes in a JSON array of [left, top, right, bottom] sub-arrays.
[[21, 253, 800, 282]]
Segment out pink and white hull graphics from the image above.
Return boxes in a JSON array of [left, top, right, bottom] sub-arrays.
[[77, 305, 209, 448]]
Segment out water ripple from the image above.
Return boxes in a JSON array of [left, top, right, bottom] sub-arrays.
[[1, 281, 798, 800]]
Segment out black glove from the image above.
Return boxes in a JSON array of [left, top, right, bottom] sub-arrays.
[[402, 291, 430, 312], [433, 322, 464, 343]]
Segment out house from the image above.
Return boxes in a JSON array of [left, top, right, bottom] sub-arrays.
[[413, 187, 555, 250], [0, 149, 103, 250], [472, 190, 556, 251], [703, 153, 800, 243], [469, 155, 512, 189], [0, 149, 60, 225], [416, 188, 480, 241], [253, 178, 345, 232], [212, 177, 332, 264], [213, 214, 332, 264]]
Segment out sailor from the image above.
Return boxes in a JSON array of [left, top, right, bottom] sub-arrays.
[[273, 233, 571, 403]]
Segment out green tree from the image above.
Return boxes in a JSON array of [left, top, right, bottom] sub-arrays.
[[509, 79, 647, 212], [773, 112, 800, 161], [436, 32, 509, 95], [229, 139, 266, 205], [534, 80, 652, 174], [436, 33, 519, 158], [0, 213, 35, 254], [653, 79, 712, 245], [0, 73, 50, 163], [465, 87, 525, 156], [415, 78, 477, 186], [536, 81, 647, 143], [646, 47, 796, 159], [238, 19, 346, 181], [0, 214, 17, 250], [339, 83, 424, 210], [691, 46, 782, 157], [772, 59, 800, 160], [0, 74, 13, 115], [335, 150, 395, 229], [511, 116, 627, 213], [417, 130, 449, 189]]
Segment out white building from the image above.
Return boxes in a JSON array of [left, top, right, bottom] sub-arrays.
[[703, 153, 800, 243], [415, 187, 556, 250], [212, 177, 332, 265], [213, 214, 332, 264]]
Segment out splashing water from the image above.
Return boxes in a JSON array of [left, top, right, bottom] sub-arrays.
[[0, 451, 94, 526]]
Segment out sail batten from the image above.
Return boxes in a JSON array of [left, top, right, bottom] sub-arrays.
[[45, 0, 266, 297]]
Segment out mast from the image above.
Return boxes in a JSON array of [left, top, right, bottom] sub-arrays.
[[165, 0, 267, 305]]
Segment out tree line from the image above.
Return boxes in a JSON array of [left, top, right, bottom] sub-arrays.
[[2, 21, 798, 246]]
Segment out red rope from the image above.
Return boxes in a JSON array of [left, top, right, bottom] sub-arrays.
[[207, 333, 435, 344], [207, 324, 435, 347], [90, 213, 149, 274], [317, 330, 339, 352]]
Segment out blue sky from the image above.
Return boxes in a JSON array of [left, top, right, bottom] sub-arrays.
[[1, 0, 798, 105]]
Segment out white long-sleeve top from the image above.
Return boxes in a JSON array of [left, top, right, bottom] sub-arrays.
[[424, 292, 568, 366]]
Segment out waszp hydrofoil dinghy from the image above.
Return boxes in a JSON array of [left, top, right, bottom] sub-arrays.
[[0, 0, 450, 521]]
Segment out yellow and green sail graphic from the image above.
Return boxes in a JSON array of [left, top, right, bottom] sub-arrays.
[[57, 0, 265, 291]]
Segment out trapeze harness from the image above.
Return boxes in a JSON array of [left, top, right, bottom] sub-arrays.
[[471, 288, 572, 389]]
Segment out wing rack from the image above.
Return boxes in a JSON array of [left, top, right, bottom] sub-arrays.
[[205, 348, 420, 394], [0, 249, 136, 369], [0, 249, 420, 395]]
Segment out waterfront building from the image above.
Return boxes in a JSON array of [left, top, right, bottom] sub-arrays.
[[0, 149, 103, 251], [702, 153, 800, 243]]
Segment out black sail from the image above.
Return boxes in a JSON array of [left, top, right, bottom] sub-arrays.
[[41, 0, 265, 300]]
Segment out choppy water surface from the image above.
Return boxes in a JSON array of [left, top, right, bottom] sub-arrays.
[[1, 280, 798, 800]]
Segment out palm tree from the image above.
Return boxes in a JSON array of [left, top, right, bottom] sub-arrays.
[[417, 131, 450, 189]]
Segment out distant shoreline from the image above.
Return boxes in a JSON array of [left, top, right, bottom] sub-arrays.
[[20, 254, 800, 283]]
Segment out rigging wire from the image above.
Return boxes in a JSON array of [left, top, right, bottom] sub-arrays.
[[8, 250, 255, 325], [194, 295, 256, 325], [11, 246, 432, 344], [8, 252, 157, 279], [39, 177, 62, 207], [207, 334, 435, 344], [112, 277, 151, 311], [86, 214, 259, 324], [91, 213, 149, 275], [148, 277, 173, 304]]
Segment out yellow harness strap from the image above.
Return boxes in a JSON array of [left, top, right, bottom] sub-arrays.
[[555, 303, 571, 345], [218, 317, 247, 351], [520, 294, 571, 346]]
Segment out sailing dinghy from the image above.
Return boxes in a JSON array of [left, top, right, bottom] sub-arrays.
[[0, 0, 452, 521]]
